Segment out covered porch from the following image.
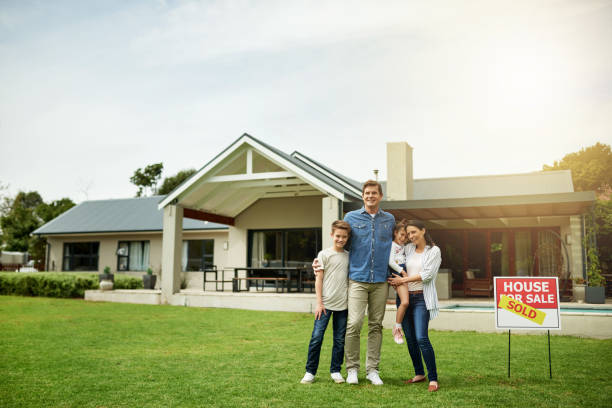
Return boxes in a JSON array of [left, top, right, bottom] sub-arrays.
[[344, 191, 597, 299]]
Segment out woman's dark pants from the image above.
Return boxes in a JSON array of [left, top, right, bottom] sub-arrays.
[[397, 293, 438, 382]]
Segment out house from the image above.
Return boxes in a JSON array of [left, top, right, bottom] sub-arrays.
[[34, 133, 596, 302], [33, 196, 228, 289]]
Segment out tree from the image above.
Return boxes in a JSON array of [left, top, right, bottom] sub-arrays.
[[158, 168, 197, 195], [28, 198, 77, 266], [0, 191, 75, 268], [544, 143, 612, 276], [36, 198, 76, 223], [543, 142, 612, 195], [590, 199, 612, 275], [0, 191, 43, 252], [130, 163, 164, 197], [0, 180, 8, 248]]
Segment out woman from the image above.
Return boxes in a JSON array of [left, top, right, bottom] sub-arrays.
[[388, 219, 441, 392]]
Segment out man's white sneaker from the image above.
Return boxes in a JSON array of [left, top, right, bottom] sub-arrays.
[[330, 372, 345, 383], [300, 372, 315, 384], [346, 369, 359, 384], [366, 370, 384, 385]]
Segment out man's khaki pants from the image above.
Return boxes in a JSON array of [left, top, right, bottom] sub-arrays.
[[344, 280, 388, 373]]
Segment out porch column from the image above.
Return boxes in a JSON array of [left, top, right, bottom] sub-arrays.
[[161, 205, 183, 304], [322, 196, 341, 249], [568, 215, 585, 279], [227, 225, 247, 268]]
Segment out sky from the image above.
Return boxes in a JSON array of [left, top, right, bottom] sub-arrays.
[[1, 0, 611, 203]]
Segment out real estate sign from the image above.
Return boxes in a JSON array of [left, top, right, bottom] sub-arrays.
[[494, 277, 561, 330]]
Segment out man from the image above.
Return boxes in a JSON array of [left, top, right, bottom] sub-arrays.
[[314, 180, 394, 385]]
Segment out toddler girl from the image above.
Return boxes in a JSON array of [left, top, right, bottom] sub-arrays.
[[389, 221, 410, 344]]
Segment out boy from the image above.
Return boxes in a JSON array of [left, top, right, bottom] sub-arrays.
[[300, 220, 351, 384]]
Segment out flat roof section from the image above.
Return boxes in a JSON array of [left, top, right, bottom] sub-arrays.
[[343, 191, 596, 220]]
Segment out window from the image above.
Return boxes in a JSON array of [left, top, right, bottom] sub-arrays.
[[249, 229, 321, 268], [63, 242, 99, 271], [182, 240, 214, 271], [538, 231, 562, 276], [117, 241, 150, 271], [437, 230, 464, 287], [491, 231, 510, 276], [433, 228, 560, 284], [515, 231, 532, 276], [467, 231, 487, 279]]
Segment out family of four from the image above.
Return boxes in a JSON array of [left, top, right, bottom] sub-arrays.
[[300, 180, 442, 392]]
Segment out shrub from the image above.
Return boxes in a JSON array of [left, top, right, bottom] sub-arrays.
[[115, 274, 144, 290], [0, 272, 143, 298]]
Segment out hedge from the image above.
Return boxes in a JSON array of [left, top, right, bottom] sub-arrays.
[[0, 272, 143, 298]]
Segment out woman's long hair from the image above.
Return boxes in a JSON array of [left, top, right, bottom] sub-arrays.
[[406, 219, 435, 247]]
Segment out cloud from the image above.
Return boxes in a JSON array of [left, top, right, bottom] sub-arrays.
[[0, 0, 611, 200], [129, 0, 450, 65]]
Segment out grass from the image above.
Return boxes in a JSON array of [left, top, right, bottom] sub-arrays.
[[0, 296, 611, 408]]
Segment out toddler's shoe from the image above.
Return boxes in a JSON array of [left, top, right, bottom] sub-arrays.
[[393, 325, 404, 344]]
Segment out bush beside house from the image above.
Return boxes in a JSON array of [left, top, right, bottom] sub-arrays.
[[0, 272, 142, 298]]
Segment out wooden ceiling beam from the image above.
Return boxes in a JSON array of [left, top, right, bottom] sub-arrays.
[[183, 208, 235, 226]]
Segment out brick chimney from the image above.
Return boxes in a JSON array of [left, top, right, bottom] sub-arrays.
[[386, 142, 414, 201]]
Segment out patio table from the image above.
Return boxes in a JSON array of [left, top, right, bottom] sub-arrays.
[[232, 267, 306, 293]]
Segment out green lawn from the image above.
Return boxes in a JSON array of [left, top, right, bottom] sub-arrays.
[[1, 296, 610, 408]]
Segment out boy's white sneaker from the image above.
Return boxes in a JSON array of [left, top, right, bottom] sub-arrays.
[[300, 372, 315, 384], [366, 370, 384, 385], [346, 369, 359, 384], [330, 372, 345, 383]]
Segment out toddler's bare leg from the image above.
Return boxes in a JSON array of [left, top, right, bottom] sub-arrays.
[[395, 283, 409, 324]]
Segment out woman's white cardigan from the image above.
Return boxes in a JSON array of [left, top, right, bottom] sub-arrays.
[[405, 243, 442, 320]]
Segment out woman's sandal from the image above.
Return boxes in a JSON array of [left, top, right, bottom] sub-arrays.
[[404, 377, 426, 384], [428, 383, 439, 392]]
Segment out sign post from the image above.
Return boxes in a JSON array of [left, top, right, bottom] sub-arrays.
[[494, 277, 561, 379]]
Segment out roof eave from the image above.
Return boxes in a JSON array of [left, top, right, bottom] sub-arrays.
[[158, 133, 346, 210]]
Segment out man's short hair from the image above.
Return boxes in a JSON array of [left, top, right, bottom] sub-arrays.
[[331, 220, 351, 234], [362, 179, 383, 195]]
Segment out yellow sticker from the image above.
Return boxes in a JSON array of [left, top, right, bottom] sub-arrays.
[[498, 295, 546, 325]]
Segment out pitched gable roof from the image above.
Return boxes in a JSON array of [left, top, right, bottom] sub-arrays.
[[158, 133, 362, 213]]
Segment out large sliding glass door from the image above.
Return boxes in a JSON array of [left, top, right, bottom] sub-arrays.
[[467, 231, 487, 279], [514, 231, 532, 276], [490, 231, 510, 277], [433, 227, 561, 296], [248, 228, 322, 269], [437, 230, 464, 289], [251, 231, 283, 267]]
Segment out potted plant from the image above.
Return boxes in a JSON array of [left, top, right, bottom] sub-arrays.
[[142, 267, 157, 290], [583, 215, 606, 304], [99, 266, 114, 291], [585, 246, 606, 304], [572, 277, 586, 303], [263, 253, 273, 267]]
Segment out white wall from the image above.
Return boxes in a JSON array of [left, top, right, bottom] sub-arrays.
[[45, 229, 229, 290]]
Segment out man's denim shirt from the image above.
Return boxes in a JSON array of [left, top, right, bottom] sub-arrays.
[[344, 207, 395, 283]]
